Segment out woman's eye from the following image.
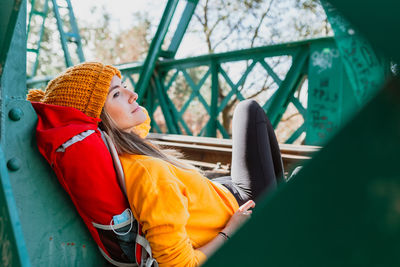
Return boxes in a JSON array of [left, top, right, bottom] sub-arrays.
[[123, 84, 127, 89], [113, 91, 120, 98]]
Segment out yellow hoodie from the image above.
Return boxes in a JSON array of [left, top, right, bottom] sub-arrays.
[[120, 154, 239, 267]]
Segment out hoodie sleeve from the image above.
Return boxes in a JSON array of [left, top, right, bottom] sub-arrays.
[[123, 157, 207, 267]]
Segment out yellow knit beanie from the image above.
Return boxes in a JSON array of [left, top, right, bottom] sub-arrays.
[[27, 62, 121, 119]]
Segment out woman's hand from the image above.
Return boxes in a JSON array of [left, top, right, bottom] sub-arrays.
[[222, 200, 255, 236], [198, 200, 256, 257]]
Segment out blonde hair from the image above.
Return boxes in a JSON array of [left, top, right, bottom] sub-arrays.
[[99, 109, 195, 170]]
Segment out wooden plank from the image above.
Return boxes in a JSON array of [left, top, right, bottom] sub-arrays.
[[148, 133, 233, 147], [148, 133, 320, 154], [148, 133, 319, 172]]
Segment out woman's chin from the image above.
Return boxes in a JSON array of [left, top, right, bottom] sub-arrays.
[[134, 110, 147, 125]]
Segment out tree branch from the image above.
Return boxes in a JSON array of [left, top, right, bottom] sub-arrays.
[[212, 20, 242, 50], [250, 0, 274, 47], [193, 12, 205, 26]]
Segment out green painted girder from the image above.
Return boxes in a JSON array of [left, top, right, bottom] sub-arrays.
[[218, 62, 252, 109], [27, 0, 50, 77], [160, 0, 199, 59], [112, 37, 354, 142], [156, 39, 315, 70], [0, 0, 23, 78], [205, 61, 219, 137], [328, 0, 400, 64], [178, 68, 211, 116], [152, 74, 180, 134], [285, 122, 305, 144], [50, 0, 85, 67], [144, 81, 157, 132], [3, 0, 397, 265], [135, 0, 180, 102], [0, 141, 30, 266], [28, 37, 361, 145], [79, 37, 334, 78], [1, 2, 105, 265], [136, 0, 199, 101], [321, 1, 386, 106], [180, 68, 211, 114], [264, 47, 309, 127]]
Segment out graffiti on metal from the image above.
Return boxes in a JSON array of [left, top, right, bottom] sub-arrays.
[[306, 42, 347, 145], [311, 48, 340, 73], [321, 0, 386, 106], [308, 78, 340, 140]]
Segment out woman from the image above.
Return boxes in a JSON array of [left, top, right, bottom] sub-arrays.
[[28, 62, 283, 266]]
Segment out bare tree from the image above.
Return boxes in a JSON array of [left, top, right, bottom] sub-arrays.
[[190, 0, 330, 133], [192, 0, 278, 131]]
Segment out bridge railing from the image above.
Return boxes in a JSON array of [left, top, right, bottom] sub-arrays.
[[28, 37, 357, 145], [120, 36, 357, 145]]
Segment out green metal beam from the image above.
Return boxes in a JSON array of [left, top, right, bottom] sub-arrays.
[[0, 0, 23, 78], [180, 68, 211, 113], [64, 0, 85, 61], [2, 1, 105, 265], [27, 0, 50, 77], [178, 69, 210, 121], [0, 147, 30, 266], [259, 59, 282, 86], [205, 61, 219, 137], [50, 0, 85, 67], [285, 122, 305, 144], [321, 1, 386, 106], [152, 75, 180, 134], [135, 0, 180, 102], [290, 95, 306, 116], [28, 37, 350, 145], [264, 48, 309, 127], [91, 37, 334, 80], [156, 37, 331, 70], [326, 0, 400, 63], [306, 40, 356, 145], [163, 0, 199, 59], [51, 0, 72, 66], [217, 65, 249, 113], [27, 37, 358, 145]]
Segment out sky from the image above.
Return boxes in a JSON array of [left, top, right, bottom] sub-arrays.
[[70, 0, 206, 59], [70, 0, 165, 31], [68, 0, 330, 61]]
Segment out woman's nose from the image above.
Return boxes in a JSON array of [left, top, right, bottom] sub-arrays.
[[128, 91, 138, 103]]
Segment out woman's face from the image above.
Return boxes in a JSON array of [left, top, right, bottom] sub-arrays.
[[104, 75, 147, 132]]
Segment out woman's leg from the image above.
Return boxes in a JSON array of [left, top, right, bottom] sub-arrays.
[[230, 99, 284, 203]]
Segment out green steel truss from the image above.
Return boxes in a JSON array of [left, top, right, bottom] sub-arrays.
[[135, 0, 199, 103], [26, 0, 387, 146], [0, 0, 22, 78], [2, 0, 399, 265], [105, 37, 376, 145], [27, 0, 85, 77], [26, 37, 383, 146]]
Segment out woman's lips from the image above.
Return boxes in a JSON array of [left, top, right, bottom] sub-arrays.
[[132, 106, 140, 113]]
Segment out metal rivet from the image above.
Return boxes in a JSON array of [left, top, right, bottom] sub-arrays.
[[7, 158, 21, 171], [9, 108, 23, 121]]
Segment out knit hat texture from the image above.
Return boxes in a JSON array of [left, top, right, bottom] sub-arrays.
[[27, 62, 121, 119]]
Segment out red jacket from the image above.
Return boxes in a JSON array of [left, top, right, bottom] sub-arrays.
[[32, 102, 129, 260]]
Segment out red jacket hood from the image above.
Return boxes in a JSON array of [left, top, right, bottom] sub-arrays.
[[31, 102, 101, 163]]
